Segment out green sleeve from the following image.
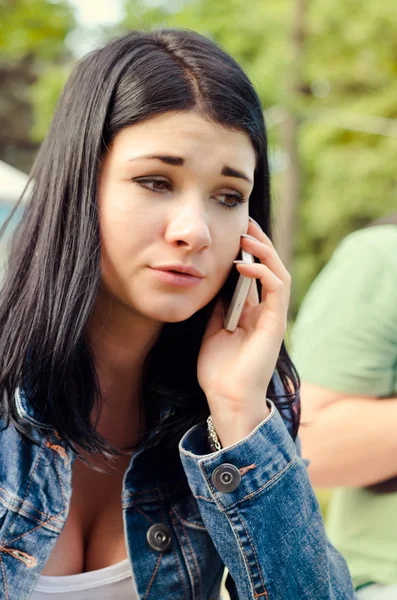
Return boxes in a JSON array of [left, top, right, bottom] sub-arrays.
[[291, 226, 397, 397]]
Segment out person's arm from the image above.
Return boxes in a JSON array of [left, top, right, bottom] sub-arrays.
[[300, 381, 397, 487], [179, 400, 355, 600], [292, 227, 397, 489]]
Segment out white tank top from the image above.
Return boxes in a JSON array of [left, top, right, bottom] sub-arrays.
[[30, 558, 139, 599]]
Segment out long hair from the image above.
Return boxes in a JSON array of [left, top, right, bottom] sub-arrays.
[[0, 30, 300, 460]]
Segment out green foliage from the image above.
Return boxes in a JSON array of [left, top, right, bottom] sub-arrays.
[[0, 0, 75, 60], [124, 0, 291, 109], [292, 0, 397, 309], [0, 0, 75, 156], [30, 65, 72, 142]]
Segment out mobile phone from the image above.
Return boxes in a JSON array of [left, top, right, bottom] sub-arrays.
[[223, 248, 254, 332]]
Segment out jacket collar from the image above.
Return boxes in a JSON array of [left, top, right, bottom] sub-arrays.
[[14, 386, 53, 430]]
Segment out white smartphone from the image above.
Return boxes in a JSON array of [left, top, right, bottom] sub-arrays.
[[223, 248, 254, 332]]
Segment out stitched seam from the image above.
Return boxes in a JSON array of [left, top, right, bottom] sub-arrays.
[[133, 505, 156, 525], [45, 442, 69, 464], [152, 493, 191, 600], [0, 498, 63, 531], [1, 547, 37, 568], [2, 509, 67, 547], [0, 486, 56, 519], [52, 452, 66, 508], [237, 511, 267, 594], [238, 458, 295, 503], [192, 494, 214, 503], [143, 552, 162, 600], [21, 445, 44, 504], [0, 441, 45, 547], [224, 509, 269, 600], [123, 482, 189, 498], [14, 387, 52, 430], [170, 543, 190, 600], [125, 491, 214, 506], [239, 464, 256, 476], [122, 490, 162, 508], [169, 505, 207, 531], [199, 465, 267, 598], [0, 555, 9, 600], [157, 496, 190, 599], [201, 457, 296, 513], [179, 516, 201, 600], [170, 508, 200, 600], [229, 511, 264, 598], [169, 511, 195, 599]]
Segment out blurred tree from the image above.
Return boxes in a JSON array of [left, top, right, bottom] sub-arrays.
[[275, 0, 306, 272], [0, 0, 75, 172], [294, 0, 397, 309], [123, 0, 291, 109]]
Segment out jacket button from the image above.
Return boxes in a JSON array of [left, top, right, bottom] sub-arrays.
[[146, 524, 172, 552], [212, 463, 241, 492]]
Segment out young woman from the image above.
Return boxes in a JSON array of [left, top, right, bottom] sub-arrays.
[[0, 29, 354, 599]]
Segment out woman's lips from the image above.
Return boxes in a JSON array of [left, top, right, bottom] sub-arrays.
[[149, 267, 203, 287]]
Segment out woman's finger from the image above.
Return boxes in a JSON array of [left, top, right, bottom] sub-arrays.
[[247, 218, 275, 248], [245, 275, 259, 305], [235, 261, 286, 297], [235, 261, 289, 322], [240, 235, 291, 285]]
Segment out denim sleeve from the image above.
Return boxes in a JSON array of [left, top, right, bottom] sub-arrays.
[[178, 401, 355, 600]]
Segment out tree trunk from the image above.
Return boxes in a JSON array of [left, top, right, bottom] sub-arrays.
[[273, 0, 306, 272]]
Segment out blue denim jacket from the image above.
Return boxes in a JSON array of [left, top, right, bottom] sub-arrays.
[[0, 375, 355, 599]]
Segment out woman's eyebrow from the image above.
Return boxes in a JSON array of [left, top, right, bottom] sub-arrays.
[[128, 154, 184, 166], [127, 154, 253, 184], [221, 165, 252, 185]]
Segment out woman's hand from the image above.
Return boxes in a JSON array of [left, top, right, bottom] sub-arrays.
[[197, 219, 291, 448]]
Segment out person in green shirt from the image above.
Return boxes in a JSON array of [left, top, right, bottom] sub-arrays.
[[292, 216, 397, 598]]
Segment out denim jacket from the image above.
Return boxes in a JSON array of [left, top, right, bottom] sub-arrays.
[[0, 375, 355, 599]]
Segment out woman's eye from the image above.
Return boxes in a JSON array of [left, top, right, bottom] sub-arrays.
[[215, 192, 246, 209], [132, 178, 246, 208], [134, 177, 171, 192]]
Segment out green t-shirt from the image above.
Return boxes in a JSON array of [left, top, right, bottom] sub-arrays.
[[292, 225, 397, 588]]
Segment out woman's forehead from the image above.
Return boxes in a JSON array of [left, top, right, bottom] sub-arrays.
[[110, 111, 256, 171]]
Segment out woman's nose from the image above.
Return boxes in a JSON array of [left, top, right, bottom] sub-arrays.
[[164, 202, 212, 251]]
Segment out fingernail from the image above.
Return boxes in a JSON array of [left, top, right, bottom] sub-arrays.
[[249, 216, 262, 229], [241, 233, 258, 242], [233, 259, 251, 264]]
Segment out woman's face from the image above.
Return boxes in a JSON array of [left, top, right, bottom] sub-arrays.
[[98, 110, 256, 323]]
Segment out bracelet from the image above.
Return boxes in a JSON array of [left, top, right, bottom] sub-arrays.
[[207, 415, 222, 452]]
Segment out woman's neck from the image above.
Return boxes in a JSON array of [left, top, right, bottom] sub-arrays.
[[86, 291, 162, 448]]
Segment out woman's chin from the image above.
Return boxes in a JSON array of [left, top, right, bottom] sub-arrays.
[[138, 298, 207, 324], [152, 308, 198, 324]]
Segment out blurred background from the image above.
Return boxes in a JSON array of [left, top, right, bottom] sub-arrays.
[[1, 0, 396, 517]]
